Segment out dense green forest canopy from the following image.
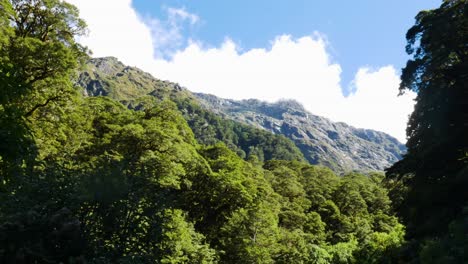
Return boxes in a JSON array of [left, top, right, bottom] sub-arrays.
[[0, 0, 466, 263]]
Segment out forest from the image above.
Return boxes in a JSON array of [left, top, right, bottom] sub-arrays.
[[0, 0, 466, 263]]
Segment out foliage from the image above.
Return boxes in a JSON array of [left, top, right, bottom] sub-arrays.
[[171, 97, 307, 163], [386, 0, 467, 262], [0, 0, 88, 182], [77, 58, 306, 164], [0, 0, 410, 263]]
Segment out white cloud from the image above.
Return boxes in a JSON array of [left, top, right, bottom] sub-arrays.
[[142, 7, 200, 58], [344, 67, 415, 142], [166, 7, 199, 25], [68, 0, 415, 143], [152, 35, 343, 117], [67, 0, 155, 69]]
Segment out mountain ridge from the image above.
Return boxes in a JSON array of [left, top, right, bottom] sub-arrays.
[[77, 57, 406, 172], [194, 93, 406, 171]]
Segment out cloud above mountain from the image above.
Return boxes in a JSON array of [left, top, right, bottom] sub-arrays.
[[68, 0, 415, 142]]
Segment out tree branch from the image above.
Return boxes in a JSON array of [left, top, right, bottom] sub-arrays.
[[24, 95, 60, 118]]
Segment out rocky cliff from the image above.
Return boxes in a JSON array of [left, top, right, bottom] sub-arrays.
[[194, 94, 406, 172]]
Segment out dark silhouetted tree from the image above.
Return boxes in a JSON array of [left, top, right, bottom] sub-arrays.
[[387, 0, 467, 262]]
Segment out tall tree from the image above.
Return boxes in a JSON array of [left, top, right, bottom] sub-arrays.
[[1, 0, 87, 109], [387, 0, 467, 240], [0, 1, 90, 262], [0, 0, 88, 180]]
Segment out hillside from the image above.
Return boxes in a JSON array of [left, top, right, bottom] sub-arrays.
[[195, 94, 406, 171], [77, 57, 405, 172], [77, 57, 306, 163]]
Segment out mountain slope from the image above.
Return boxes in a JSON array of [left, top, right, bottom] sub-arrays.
[[77, 57, 405, 172], [77, 57, 306, 163], [195, 94, 406, 171]]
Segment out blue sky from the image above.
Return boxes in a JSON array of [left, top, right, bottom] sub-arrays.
[[132, 0, 440, 95], [69, 0, 442, 142]]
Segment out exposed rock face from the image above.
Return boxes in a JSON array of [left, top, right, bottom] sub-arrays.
[[194, 93, 406, 172], [78, 57, 406, 172]]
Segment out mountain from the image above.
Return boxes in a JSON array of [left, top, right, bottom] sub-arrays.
[[77, 57, 191, 101], [77, 57, 406, 172], [195, 94, 406, 172], [77, 57, 306, 163]]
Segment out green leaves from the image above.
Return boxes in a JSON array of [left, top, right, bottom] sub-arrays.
[[0, 1, 411, 262], [154, 209, 218, 264], [0, 0, 88, 186], [262, 161, 404, 263], [385, 1, 467, 261]]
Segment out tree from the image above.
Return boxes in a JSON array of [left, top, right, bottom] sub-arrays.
[[386, 0, 468, 240], [0, 0, 88, 181], [1, 0, 87, 108], [152, 209, 218, 264], [0, 1, 90, 262]]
